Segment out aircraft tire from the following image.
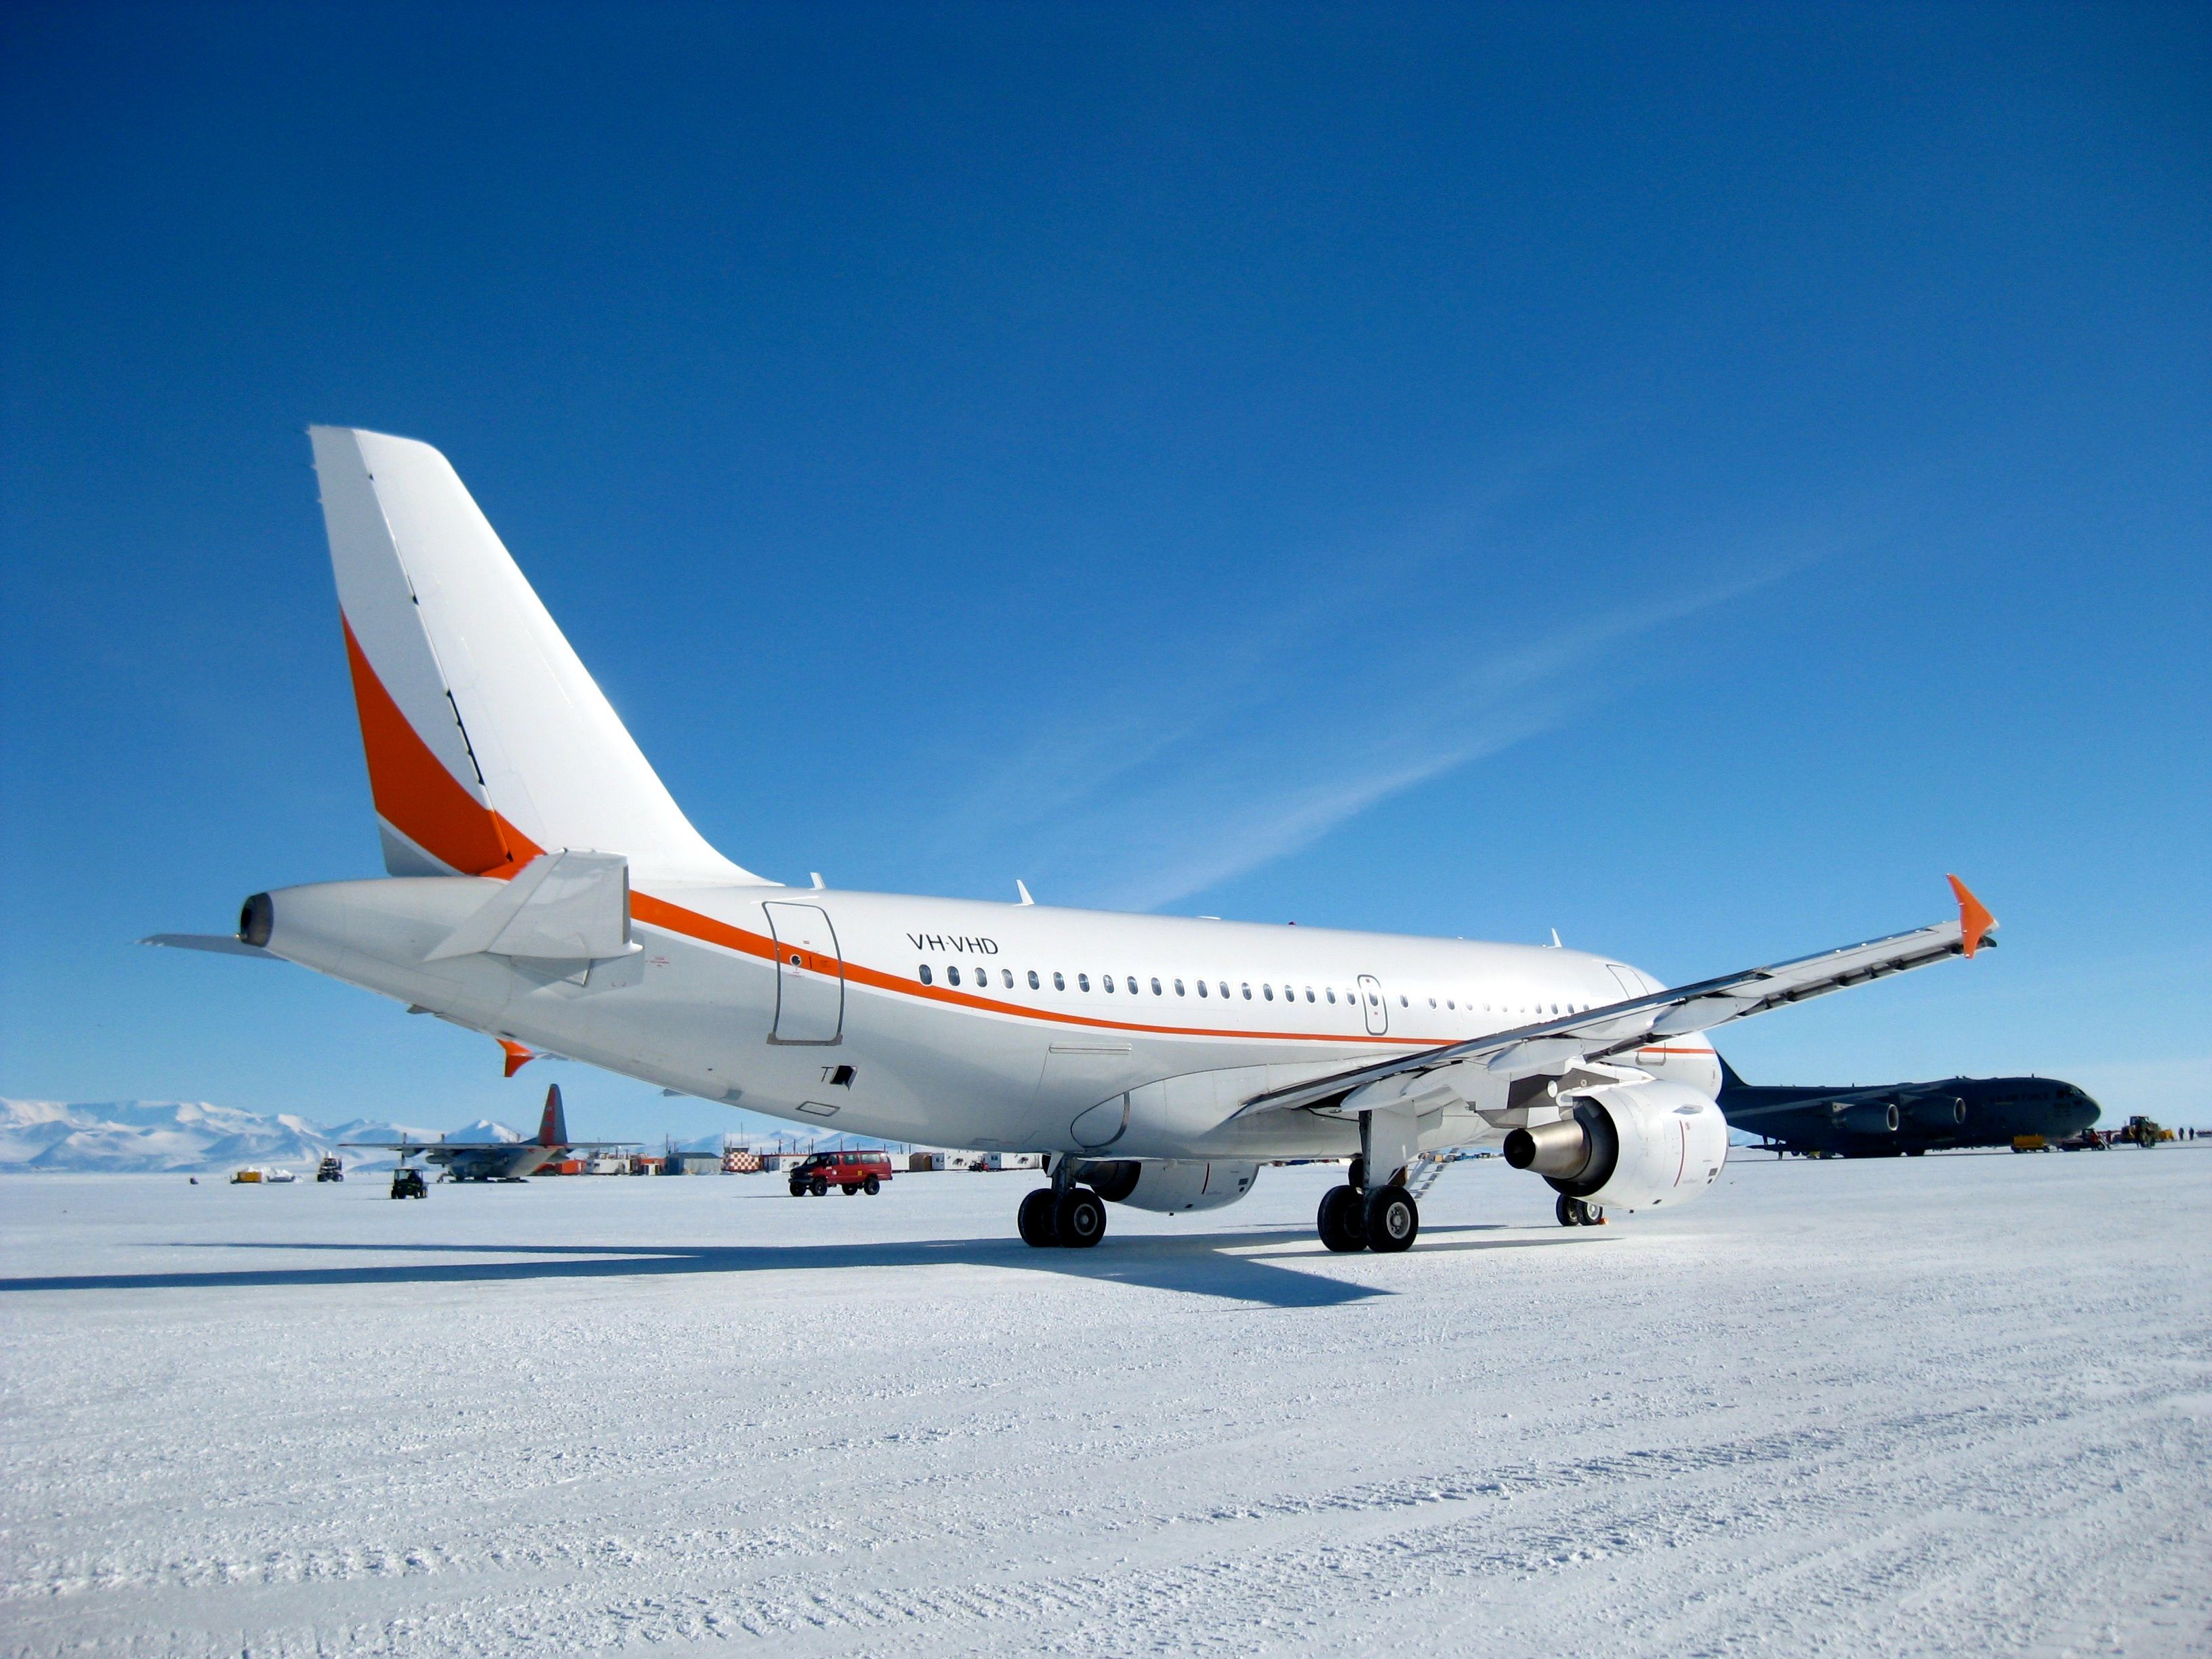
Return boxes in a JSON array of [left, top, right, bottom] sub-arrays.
[[1555, 1193, 1579, 1227], [1364, 1186, 1418, 1253], [1054, 1187, 1107, 1249], [1017, 1187, 1059, 1248], [1317, 1185, 1368, 1252]]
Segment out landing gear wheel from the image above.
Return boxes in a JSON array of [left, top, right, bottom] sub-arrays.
[[1017, 1187, 1060, 1247], [1317, 1185, 1368, 1252], [863, 1174, 880, 1195], [1364, 1185, 1419, 1253], [1555, 1195, 1604, 1227], [1054, 1187, 1107, 1248], [810, 1176, 827, 1196]]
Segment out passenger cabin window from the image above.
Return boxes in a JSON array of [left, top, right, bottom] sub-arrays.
[[918, 964, 933, 985], [1197, 980, 1208, 996], [1028, 970, 1041, 989], [1103, 974, 1115, 993], [1078, 974, 1090, 991], [1126, 976, 1139, 995], [1053, 972, 1065, 990], [1242, 983, 1252, 1000], [948, 966, 962, 987], [1263, 984, 1274, 1000], [1173, 979, 1185, 996], [1326, 988, 1336, 1003], [1219, 981, 1231, 999]]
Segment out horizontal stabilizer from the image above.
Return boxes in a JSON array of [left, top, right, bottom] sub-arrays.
[[140, 934, 274, 959], [427, 851, 636, 963]]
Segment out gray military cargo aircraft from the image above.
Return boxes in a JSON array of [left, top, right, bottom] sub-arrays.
[[343, 1084, 631, 1181], [1715, 1056, 2099, 1156]]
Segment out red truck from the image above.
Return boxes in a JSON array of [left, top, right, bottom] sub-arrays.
[[787, 1150, 893, 1197]]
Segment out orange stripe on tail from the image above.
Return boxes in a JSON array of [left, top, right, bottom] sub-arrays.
[[341, 615, 540, 877]]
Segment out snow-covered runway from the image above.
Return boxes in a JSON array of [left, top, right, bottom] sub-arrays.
[[3, 1151, 2207, 1656]]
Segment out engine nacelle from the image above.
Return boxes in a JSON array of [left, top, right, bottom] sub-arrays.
[[1502, 1080, 1727, 1212], [1073, 1158, 1260, 1213], [1902, 1094, 1965, 1130], [1835, 1101, 1900, 1135]]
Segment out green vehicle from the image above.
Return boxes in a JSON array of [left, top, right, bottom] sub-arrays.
[[389, 1166, 428, 1199]]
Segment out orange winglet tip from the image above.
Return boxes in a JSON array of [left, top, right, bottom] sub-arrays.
[[1946, 874, 1997, 958], [499, 1040, 536, 1078]]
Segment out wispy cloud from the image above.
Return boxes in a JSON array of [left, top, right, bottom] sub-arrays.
[[958, 530, 1813, 911]]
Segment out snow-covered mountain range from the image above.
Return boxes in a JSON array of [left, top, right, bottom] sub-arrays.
[[0, 1099, 512, 1174]]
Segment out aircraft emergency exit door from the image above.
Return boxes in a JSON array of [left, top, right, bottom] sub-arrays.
[[763, 902, 844, 1044]]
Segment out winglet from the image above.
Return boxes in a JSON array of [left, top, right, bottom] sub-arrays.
[[1946, 874, 1997, 958], [500, 1039, 535, 1078]]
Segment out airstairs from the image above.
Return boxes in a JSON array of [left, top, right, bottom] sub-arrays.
[[1405, 1151, 1456, 1201]]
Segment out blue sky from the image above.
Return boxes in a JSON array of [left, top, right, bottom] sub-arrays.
[[3, 4, 2206, 1143]]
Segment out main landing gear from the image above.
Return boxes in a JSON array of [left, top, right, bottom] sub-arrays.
[[1019, 1166, 1107, 1250], [1555, 1194, 1605, 1227], [1315, 1157, 1420, 1254]]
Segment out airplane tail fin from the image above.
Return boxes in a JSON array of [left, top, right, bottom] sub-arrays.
[[307, 426, 763, 885], [537, 1084, 569, 1148], [1715, 1051, 1749, 1094]]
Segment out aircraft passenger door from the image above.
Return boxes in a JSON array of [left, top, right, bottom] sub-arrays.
[[1357, 974, 1388, 1036], [763, 902, 844, 1044]]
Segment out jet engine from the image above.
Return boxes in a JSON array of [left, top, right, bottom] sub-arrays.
[[1501, 1080, 1727, 1212], [1072, 1158, 1260, 1213], [1834, 1101, 1900, 1135], [1902, 1094, 1966, 1130]]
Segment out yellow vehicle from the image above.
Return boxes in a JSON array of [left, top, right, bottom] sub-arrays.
[[2011, 1134, 2047, 1153], [230, 1168, 264, 1183]]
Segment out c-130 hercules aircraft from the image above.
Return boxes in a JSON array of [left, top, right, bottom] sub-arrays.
[[152, 428, 2000, 1252]]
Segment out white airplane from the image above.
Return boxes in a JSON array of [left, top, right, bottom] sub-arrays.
[[150, 427, 2000, 1253]]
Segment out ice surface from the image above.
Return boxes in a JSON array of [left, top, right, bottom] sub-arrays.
[[2, 1151, 2206, 1656]]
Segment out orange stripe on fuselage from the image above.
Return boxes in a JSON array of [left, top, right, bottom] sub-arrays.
[[341, 615, 541, 877], [632, 888, 1471, 1049]]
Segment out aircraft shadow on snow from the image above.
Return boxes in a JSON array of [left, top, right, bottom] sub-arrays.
[[0, 1223, 1599, 1309]]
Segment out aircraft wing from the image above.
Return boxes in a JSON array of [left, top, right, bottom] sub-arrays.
[[1236, 876, 1996, 1117], [338, 1140, 444, 1152]]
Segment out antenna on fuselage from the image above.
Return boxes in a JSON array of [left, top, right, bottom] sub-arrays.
[[1549, 928, 1562, 948], [1015, 880, 1035, 906], [810, 872, 825, 890]]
